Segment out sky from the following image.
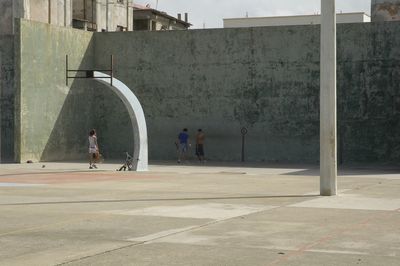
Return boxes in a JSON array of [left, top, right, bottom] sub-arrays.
[[135, 0, 371, 29]]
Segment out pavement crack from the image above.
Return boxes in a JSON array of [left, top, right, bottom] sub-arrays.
[[0, 194, 318, 206], [55, 205, 281, 265]]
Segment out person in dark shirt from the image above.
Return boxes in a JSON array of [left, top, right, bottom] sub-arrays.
[[176, 128, 190, 163]]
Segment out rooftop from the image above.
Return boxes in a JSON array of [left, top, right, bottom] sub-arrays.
[[133, 3, 192, 27], [224, 12, 371, 21]]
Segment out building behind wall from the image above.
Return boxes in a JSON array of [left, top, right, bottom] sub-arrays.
[[72, 1, 190, 32], [223, 2, 400, 29], [371, 0, 400, 21], [1, 0, 189, 34], [72, 0, 134, 32], [0, 0, 73, 35], [223, 12, 370, 28], [132, 4, 191, 31], [0, 0, 133, 33]]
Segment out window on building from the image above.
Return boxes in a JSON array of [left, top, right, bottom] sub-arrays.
[[117, 0, 124, 4], [151, 21, 157, 31], [116, 25, 126, 31], [133, 19, 150, 31]]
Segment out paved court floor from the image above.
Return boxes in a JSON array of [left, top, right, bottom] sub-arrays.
[[0, 162, 399, 266]]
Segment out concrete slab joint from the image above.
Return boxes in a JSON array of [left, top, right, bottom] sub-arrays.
[[93, 71, 148, 171]]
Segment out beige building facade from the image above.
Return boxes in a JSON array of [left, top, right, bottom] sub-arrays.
[[132, 6, 191, 31], [223, 12, 371, 29], [73, 0, 134, 32], [0, 0, 188, 34], [0, 0, 73, 35]]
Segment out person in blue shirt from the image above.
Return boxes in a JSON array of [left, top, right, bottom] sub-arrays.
[[176, 128, 190, 163]]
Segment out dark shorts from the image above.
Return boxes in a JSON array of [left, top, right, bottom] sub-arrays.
[[90, 152, 99, 160], [196, 144, 204, 156]]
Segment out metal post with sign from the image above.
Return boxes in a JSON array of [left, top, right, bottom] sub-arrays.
[[241, 127, 248, 162]]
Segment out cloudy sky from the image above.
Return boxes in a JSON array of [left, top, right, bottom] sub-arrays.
[[135, 0, 371, 29]]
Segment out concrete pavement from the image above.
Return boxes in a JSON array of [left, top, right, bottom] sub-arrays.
[[0, 162, 399, 265]]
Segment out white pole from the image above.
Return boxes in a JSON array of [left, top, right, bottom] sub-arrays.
[[320, 0, 337, 196]]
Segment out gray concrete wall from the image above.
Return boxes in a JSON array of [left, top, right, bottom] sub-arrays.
[[0, 34, 15, 162], [337, 22, 400, 163], [93, 22, 400, 164], [0, 0, 13, 35], [13, 20, 400, 164], [94, 27, 321, 162], [15, 20, 94, 162]]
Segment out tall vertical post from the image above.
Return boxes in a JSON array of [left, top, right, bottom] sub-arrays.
[[320, 0, 337, 196], [83, 0, 87, 20], [126, 0, 129, 31], [111, 55, 114, 86], [64, 0, 67, 26], [95, 0, 101, 32], [241, 127, 248, 163], [48, 0, 51, 24], [66, 55, 69, 86], [91, 0, 95, 29], [106, 0, 109, 31]]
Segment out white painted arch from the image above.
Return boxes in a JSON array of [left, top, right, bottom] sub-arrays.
[[93, 71, 148, 171]]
